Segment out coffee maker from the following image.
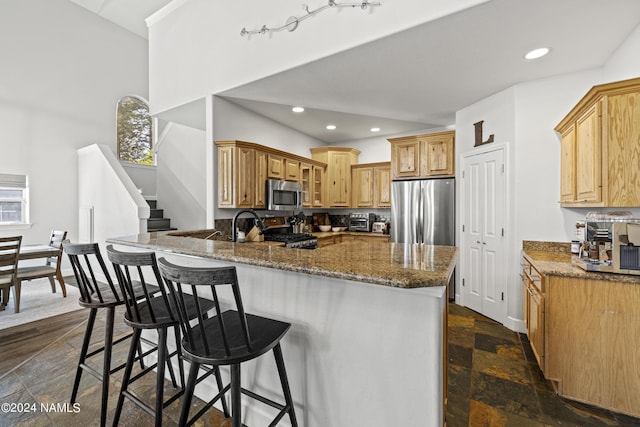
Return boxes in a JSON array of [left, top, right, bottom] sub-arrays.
[[574, 211, 640, 275]]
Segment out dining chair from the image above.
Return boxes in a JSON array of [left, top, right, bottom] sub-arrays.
[[14, 230, 67, 313], [0, 236, 22, 312], [158, 258, 298, 427]]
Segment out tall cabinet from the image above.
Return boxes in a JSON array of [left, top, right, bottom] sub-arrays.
[[310, 147, 360, 208], [556, 77, 640, 207]]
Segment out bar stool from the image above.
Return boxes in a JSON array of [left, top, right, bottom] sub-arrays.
[[157, 258, 298, 427], [63, 242, 135, 427], [107, 245, 227, 427]]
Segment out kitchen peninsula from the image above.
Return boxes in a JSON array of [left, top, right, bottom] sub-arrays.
[[108, 231, 457, 427]]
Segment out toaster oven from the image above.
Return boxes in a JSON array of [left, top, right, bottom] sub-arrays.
[[348, 213, 375, 232]]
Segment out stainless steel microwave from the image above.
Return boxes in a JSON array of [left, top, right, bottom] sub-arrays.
[[266, 179, 302, 211]]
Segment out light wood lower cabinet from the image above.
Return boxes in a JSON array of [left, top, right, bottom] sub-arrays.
[[523, 253, 640, 418], [521, 257, 544, 368]]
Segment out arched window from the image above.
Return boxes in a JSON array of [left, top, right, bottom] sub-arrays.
[[117, 96, 153, 164]]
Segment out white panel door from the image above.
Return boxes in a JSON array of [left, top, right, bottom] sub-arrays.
[[461, 147, 506, 323]]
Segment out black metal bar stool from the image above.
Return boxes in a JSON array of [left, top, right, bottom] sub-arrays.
[[107, 245, 228, 427], [63, 242, 136, 427], [157, 258, 298, 427]]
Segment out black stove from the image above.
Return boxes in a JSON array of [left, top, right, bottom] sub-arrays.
[[263, 232, 318, 249]]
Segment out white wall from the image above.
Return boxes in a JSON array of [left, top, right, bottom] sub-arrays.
[[0, 0, 148, 245], [156, 123, 208, 230], [147, 0, 488, 114], [454, 22, 640, 329], [603, 24, 640, 82]]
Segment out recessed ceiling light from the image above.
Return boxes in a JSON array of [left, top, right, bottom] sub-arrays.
[[524, 47, 550, 60], [370, 127, 381, 132], [326, 125, 336, 130], [292, 106, 305, 113]]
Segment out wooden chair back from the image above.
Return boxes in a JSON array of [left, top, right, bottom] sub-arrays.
[[46, 230, 67, 266], [106, 245, 175, 326], [0, 236, 22, 285], [63, 242, 121, 306], [157, 258, 253, 359]]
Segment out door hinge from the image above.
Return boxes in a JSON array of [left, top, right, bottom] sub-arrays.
[[462, 170, 465, 178], [462, 278, 465, 287], [501, 228, 504, 237], [501, 164, 505, 174], [501, 292, 504, 301], [462, 224, 465, 232]]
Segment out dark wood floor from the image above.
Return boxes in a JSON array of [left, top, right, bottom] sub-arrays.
[[1, 304, 639, 426]]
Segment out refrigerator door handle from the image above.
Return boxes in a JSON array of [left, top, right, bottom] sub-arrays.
[[417, 183, 423, 244]]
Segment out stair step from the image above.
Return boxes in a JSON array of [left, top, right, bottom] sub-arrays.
[[149, 208, 164, 219], [146, 199, 157, 209], [147, 218, 172, 230]]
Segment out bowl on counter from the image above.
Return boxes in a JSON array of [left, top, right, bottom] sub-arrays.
[[332, 226, 347, 232], [318, 225, 332, 232]]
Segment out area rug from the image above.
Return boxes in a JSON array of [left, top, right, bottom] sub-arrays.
[[0, 278, 82, 331]]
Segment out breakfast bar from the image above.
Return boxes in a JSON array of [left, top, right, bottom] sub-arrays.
[[108, 231, 458, 427]]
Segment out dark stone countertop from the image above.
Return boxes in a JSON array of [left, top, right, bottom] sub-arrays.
[[107, 231, 457, 289], [522, 240, 640, 284]]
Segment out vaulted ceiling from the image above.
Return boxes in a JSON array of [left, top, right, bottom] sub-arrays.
[[70, 0, 640, 143]]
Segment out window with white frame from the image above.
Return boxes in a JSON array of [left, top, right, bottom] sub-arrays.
[[117, 96, 153, 165], [0, 174, 28, 225]]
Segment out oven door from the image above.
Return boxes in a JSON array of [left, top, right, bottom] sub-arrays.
[[348, 219, 368, 231]]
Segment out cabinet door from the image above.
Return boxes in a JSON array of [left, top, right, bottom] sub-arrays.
[[300, 163, 312, 207], [392, 140, 421, 179], [575, 103, 602, 203], [217, 146, 235, 207], [312, 166, 324, 207], [528, 285, 545, 369], [285, 158, 300, 182], [423, 134, 455, 176], [559, 127, 576, 202], [328, 152, 352, 207], [254, 150, 267, 208], [352, 167, 374, 208], [375, 166, 391, 207], [267, 154, 284, 179], [235, 146, 254, 208]]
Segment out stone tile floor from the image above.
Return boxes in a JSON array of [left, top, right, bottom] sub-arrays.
[[1, 303, 639, 426], [447, 303, 640, 427]]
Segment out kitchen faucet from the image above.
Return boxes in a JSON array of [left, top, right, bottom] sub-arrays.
[[231, 210, 267, 242]]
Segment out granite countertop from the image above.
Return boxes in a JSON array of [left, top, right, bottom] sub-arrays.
[[522, 241, 640, 284], [107, 232, 457, 289]]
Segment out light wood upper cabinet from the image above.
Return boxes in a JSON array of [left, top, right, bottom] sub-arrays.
[[267, 154, 284, 180], [217, 144, 254, 209], [352, 166, 375, 208], [392, 139, 421, 178], [300, 162, 312, 207], [215, 140, 326, 209], [352, 162, 391, 208], [311, 147, 360, 208], [254, 150, 267, 208], [375, 165, 391, 207], [556, 77, 640, 207], [389, 131, 455, 180], [312, 165, 324, 207], [285, 158, 300, 182], [423, 133, 455, 176]]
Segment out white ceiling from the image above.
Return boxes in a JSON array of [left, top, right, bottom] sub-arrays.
[[70, 0, 640, 143]]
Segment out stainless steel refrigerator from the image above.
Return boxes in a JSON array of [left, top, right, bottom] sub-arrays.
[[391, 178, 456, 297], [391, 178, 455, 246]]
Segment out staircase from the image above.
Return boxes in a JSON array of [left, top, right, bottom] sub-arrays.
[[146, 199, 177, 232]]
